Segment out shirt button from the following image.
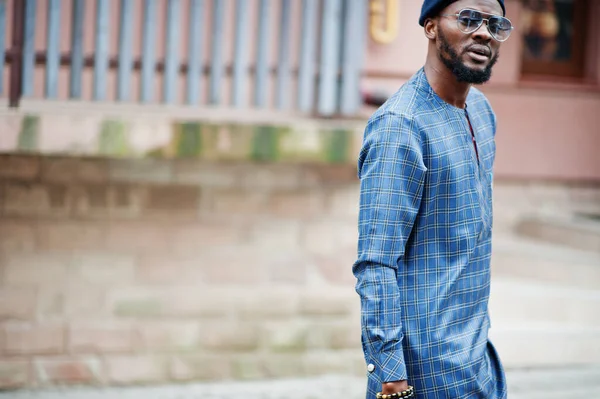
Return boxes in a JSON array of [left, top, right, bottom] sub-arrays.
[[367, 363, 375, 372]]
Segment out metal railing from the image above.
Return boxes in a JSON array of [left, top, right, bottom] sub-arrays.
[[0, 0, 368, 116]]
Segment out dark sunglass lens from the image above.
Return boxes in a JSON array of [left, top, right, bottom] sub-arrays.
[[489, 16, 512, 40], [458, 9, 483, 32]]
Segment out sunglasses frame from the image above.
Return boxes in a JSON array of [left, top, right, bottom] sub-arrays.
[[440, 8, 514, 42]]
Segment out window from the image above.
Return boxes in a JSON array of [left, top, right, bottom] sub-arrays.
[[520, 0, 589, 78]]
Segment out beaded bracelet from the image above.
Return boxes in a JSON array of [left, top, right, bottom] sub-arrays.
[[376, 385, 415, 399]]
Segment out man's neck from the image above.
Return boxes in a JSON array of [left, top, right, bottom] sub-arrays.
[[423, 62, 471, 109]]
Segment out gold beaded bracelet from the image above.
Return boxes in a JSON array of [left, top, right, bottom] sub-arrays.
[[375, 385, 415, 399]]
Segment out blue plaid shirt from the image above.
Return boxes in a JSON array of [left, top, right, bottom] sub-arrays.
[[353, 68, 507, 399]]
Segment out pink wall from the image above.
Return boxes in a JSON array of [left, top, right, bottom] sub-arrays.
[[362, 0, 600, 182]]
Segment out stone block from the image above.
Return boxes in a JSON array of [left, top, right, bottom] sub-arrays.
[[169, 223, 242, 255], [231, 356, 263, 380], [268, 190, 326, 218], [4, 323, 64, 355], [300, 291, 355, 317], [105, 355, 167, 384], [109, 159, 173, 184], [303, 350, 365, 377], [111, 290, 164, 318], [261, 354, 306, 378], [169, 354, 232, 381], [40, 157, 109, 184], [200, 322, 260, 352], [3, 183, 52, 216], [303, 220, 358, 257], [109, 287, 230, 319], [36, 222, 106, 252], [69, 185, 111, 218], [68, 322, 137, 353], [264, 322, 309, 353], [34, 357, 103, 385], [144, 185, 200, 214], [136, 321, 202, 351], [236, 290, 299, 320], [61, 282, 106, 317], [0, 155, 40, 181], [0, 360, 30, 389], [0, 221, 36, 253], [314, 252, 359, 286], [172, 161, 240, 187], [200, 246, 269, 285], [0, 287, 37, 320], [305, 320, 360, 350], [71, 252, 135, 285], [267, 251, 308, 284], [326, 186, 360, 218], [210, 189, 268, 215], [3, 252, 70, 286], [248, 220, 301, 251], [241, 164, 304, 190], [158, 287, 235, 318], [302, 164, 358, 185], [134, 254, 188, 284], [105, 222, 171, 253]]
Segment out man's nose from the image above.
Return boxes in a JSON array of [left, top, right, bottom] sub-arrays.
[[472, 21, 493, 42]]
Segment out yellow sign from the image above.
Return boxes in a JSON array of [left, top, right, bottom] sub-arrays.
[[369, 0, 399, 44]]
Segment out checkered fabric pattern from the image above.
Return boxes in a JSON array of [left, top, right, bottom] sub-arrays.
[[353, 68, 507, 399]]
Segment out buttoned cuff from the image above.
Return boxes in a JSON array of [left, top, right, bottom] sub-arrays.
[[368, 348, 408, 383]]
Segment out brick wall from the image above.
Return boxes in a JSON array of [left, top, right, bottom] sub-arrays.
[[0, 154, 365, 389]]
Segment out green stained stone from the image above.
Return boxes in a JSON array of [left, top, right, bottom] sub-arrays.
[[18, 115, 40, 151], [325, 128, 351, 163], [98, 120, 130, 156], [176, 122, 203, 158], [252, 125, 281, 161]]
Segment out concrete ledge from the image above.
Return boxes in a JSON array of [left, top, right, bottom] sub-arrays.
[[0, 101, 365, 164], [515, 214, 600, 253]]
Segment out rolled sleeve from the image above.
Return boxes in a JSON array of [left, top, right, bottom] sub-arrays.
[[353, 111, 426, 383]]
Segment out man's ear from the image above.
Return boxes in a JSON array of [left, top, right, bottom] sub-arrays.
[[424, 18, 437, 40]]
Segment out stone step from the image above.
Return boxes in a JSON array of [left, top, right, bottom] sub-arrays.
[[489, 323, 600, 368], [514, 213, 600, 254], [489, 278, 600, 327], [3, 368, 600, 399], [507, 366, 600, 399], [491, 236, 600, 290]]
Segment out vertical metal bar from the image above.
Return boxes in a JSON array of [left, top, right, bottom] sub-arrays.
[[45, 0, 61, 98], [69, 0, 85, 99], [9, 0, 25, 106], [21, 0, 37, 97], [318, 0, 343, 115], [254, 0, 269, 107], [117, 0, 133, 101], [93, 0, 110, 101], [297, 0, 317, 113], [340, 0, 366, 115], [186, 0, 204, 105], [208, 0, 224, 105], [275, 0, 291, 109], [140, 0, 157, 103], [231, 0, 249, 107], [0, 0, 7, 95], [163, 0, 180, 104]]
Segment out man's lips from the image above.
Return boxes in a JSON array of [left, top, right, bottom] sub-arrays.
[[466, 45, 491, 62]]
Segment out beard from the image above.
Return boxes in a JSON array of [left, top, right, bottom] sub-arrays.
[[437, 27, 499, 84]]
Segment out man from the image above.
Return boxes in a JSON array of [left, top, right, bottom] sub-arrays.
[[352, 0, 513, 398]]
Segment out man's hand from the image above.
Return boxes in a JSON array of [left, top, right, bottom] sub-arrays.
[[382, 380, 409, 394]]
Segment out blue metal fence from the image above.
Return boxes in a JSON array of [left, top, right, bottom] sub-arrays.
[[0, 0, 368, 116]]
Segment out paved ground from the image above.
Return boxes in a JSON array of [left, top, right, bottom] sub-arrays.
[[3, 366, 600, 399]]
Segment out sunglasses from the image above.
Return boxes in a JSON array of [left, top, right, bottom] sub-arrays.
[[440, 8, 514, 42]]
